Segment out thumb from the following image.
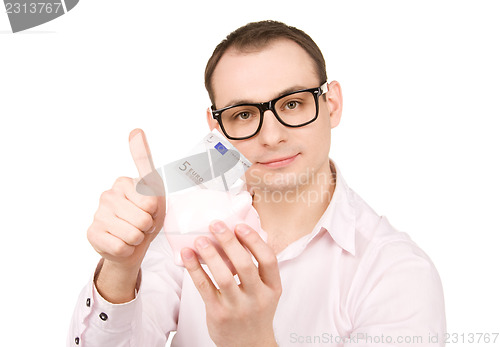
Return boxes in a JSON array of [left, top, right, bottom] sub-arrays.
[[129, 128, 165, 196], [129, 128, 154, 178]]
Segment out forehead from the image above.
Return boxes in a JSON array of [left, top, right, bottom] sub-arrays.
[[211, 39, 318, 108]]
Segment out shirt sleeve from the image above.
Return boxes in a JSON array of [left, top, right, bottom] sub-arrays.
[[67, 230, 185, 347], [345, 238, 446, 347]]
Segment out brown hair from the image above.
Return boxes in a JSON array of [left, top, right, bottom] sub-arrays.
[[204, 20, 327, 106]]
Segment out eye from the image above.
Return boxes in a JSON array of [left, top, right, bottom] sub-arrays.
[[235, 112, 251, 120], [285, 101, 299, 110]]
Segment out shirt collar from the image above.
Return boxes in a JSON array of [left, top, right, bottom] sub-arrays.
[[314, 159, 356, 256]]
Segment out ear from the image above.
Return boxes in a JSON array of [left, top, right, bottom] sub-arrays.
[[325, 81, 343, 129], [206, 107, 219, 131]]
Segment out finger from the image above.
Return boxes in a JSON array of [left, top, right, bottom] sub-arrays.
[[126, 181, 161, 222], [181, 247, 220, 305], [193, 236, 240, 301], [88, 223, 135, 258], [127, 178, 167, 238], [107, 177, 159, 219], [106, 216, 146, 246], [209, 221, 261, 291], [107, 196, 154, 232], [113, 177, 159, 216], [234, 224, 281, 291], [130, 177, 167, 228]]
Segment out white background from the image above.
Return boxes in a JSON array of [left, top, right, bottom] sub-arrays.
[[1, 0, 499, 346]]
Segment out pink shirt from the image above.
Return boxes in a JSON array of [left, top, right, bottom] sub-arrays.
[[68, 160, 446, 346]]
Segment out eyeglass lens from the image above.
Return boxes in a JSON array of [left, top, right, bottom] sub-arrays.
[[220, 91, 317, 139]]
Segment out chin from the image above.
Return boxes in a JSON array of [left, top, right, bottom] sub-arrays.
[[246, 169, 304, 193]]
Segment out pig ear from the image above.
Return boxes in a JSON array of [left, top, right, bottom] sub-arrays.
[[231, 191, 252, 215]]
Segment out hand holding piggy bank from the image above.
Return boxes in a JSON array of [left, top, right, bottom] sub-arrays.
[[164, 188, 264, 273]]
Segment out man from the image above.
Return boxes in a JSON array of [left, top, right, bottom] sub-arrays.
[[68, 20, 446, 346]]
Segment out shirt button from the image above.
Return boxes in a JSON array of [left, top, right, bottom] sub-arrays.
[[99, 312, 108, 321], [75, 337, 80, 345], [86, 298, 91, 307]]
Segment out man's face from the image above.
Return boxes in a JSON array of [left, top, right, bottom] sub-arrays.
[[207, 39, 342, 194]]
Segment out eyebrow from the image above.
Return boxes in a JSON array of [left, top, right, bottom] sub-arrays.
[[220, 85, 309, 109]]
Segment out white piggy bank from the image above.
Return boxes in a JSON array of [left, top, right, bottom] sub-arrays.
[[164, 189, 263, 272]]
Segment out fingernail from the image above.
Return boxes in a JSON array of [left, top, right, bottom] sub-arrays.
[[196, 237, 210, 249], [147, 225, 156, 234], [181, 248, 194, 260], [211, 221, 226, 234], [236, 224, 251, 235]]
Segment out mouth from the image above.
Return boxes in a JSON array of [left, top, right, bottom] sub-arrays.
[[258, 154, 299, 168]]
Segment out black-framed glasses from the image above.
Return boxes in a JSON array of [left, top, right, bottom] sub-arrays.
[[211, 82, 328, 140]]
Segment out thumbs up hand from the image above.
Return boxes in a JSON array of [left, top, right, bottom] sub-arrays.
[[87, 129, 166, 303]]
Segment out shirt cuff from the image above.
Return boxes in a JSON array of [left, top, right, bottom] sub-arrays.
[[89, 259, 142, 332]]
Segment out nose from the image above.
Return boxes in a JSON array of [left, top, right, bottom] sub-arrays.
[[257, 109, 288, 146]]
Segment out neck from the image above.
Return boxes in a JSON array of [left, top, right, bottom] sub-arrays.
[[250, 161, 336, 253]]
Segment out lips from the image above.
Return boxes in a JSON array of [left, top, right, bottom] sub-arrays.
[[258, 154, 299, 168]]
